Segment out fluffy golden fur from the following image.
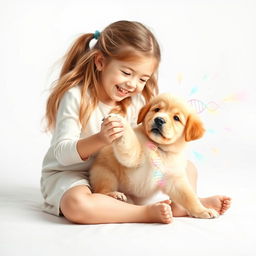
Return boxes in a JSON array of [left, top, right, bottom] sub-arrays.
[[90, 93, 219, 218]]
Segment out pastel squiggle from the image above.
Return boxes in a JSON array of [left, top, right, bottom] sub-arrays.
[[146, 142, 166, 187]]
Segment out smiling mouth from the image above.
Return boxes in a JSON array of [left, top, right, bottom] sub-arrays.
[[116, 85, 130, 95]]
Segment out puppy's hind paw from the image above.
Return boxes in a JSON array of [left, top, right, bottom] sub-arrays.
[[207, 208, 219, 218], [106, 191, 127, 202], [193, 208, 219, 219]]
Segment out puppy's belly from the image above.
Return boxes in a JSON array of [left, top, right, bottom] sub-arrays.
[[119, 163, 159, 199]]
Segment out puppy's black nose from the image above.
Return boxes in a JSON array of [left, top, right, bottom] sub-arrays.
[[154, 117, 166, 127]]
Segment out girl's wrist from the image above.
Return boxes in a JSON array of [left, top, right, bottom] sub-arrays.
[[77, 133, 107, 161], [95, 132, 108, 148]]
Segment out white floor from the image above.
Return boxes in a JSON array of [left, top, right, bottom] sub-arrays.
[[1, 141, 255, 256]]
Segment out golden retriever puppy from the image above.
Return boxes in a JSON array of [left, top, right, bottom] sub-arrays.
[[90, 93, 219, 219]]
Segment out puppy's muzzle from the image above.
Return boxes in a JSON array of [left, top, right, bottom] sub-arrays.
[[154, 117, 166, 127], [151, 117, 166, 135]]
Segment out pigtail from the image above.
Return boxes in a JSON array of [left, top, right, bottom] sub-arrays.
[[45, 33, 97, 131], [60, 33, 94, 77]]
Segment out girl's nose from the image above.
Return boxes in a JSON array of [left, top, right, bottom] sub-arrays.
[[126, 78, 137, 89]]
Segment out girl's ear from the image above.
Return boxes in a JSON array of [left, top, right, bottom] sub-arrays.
[[185, 114, 205, 141], [94, 52, 106, 71], [137, 103, 151, 124]]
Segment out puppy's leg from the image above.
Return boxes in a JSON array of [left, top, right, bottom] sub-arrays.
[[90, 165, 127, 202], [112, 117, 142, 168], [163, 176, 219, 218]]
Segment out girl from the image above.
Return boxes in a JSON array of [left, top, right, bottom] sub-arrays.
[[41, 20, 231, 224]]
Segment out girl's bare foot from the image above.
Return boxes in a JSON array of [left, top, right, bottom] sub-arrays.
[[146, 200, 173, 224], [200, 195, 232, 215]]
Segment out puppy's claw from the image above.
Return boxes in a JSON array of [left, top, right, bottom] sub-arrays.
[[207, 208, 219, 218], [106, 191, 127, 202], [191, 208, 219, 219]]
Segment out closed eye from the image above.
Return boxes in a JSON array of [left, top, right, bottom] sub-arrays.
[[121, 70, 131, 75]]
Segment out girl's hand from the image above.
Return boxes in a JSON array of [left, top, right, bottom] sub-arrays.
[[98, 115, 124, 145]]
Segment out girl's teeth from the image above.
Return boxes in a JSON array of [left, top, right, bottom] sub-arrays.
[[118, 86, 128, 94]]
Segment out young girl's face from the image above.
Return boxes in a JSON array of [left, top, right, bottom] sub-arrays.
[[96, 55, 157, 106]]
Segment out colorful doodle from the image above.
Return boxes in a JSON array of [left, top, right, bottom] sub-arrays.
[[211, 147, 220, 154], [146, 142, 166, 187], [176, 71, 247, 161], [187, 99, 220, 114], [206, 128, 216, 134], [177, 73, 184, 85], [223, 92, 247, 102], [192, 151, 204, 161], [189, 86, 199, 96]]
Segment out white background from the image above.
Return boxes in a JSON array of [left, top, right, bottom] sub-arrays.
[[1, 1, 256, 255], [1, 0, 255, 192]]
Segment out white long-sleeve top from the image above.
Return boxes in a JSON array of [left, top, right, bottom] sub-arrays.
[[41, 85, 145, 176]]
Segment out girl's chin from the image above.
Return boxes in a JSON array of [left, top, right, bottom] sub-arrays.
[[114, 93, 130, 101]]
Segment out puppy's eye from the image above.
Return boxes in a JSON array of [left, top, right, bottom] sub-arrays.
[[154, 108, 160, 112], [173, 115, 180, 121]]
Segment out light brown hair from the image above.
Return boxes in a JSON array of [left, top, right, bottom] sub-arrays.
[[45, 20, 161, 131]]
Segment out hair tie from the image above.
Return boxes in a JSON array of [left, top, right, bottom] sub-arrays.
[[93, 30, 100, 40]]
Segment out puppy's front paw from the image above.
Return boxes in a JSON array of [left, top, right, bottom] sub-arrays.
[[107, 113, 128, 129], [106, 191, 127, 202], [107, 113, 125, 122], [192, 208, 219, 219]]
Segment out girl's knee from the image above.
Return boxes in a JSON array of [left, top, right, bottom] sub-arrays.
[[60, 186, 94, 224]]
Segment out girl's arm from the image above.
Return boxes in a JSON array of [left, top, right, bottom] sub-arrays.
[[76, 133, 105, 160], [77, 115, 124, 160], [52, 87, 124, 165]]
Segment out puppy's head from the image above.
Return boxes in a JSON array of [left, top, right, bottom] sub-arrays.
[[137, 93, 205, 145]]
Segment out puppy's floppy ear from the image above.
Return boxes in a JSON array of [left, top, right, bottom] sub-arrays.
[[185, 114, 205, 141], [137, 103, 151, 124]]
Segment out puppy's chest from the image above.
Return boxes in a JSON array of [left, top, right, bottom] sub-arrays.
[[122, 143, 176, 196]]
